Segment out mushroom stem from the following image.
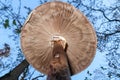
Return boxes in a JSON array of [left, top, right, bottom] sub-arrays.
[[47, 41, 71, 80], [51, 36, 66, 49]]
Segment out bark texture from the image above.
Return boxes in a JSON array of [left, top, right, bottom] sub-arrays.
[[0, 59, 29, 80]]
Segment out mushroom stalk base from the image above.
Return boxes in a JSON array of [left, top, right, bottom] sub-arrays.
[[47, 41, 71, 80]]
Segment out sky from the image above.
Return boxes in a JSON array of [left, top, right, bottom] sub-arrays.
[[0, 0, 119, 80]]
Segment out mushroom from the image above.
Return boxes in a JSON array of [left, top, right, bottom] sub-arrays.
[[21, 1, 97, 75]]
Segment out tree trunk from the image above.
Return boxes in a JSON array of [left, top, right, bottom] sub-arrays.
[[0, 59, 29, 80]]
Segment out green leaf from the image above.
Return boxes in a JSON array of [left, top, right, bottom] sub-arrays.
[[3, 19, 9, 28], [13, 19, 16, 25], [15, 28, 21, 34]]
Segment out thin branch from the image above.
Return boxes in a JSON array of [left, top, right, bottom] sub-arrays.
[[32, 75, 45, 80], [80, 2, 120, 22], [0, 0, 24, 29], [97, 30, 120, 38], [17, 0, 21, 18]]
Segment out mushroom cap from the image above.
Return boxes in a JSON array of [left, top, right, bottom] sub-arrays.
[[21, 1, 97, 75]]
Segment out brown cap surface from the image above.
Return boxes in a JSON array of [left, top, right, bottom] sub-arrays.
[[21, 1, 97, 75]]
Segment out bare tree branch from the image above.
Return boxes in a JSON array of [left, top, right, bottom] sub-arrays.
[[80, 2, 120, 22], [32, 75, 45, 80], [0, 59, 29, 80]]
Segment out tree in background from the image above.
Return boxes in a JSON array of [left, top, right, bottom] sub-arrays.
[[0, 0, 120, 80]]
